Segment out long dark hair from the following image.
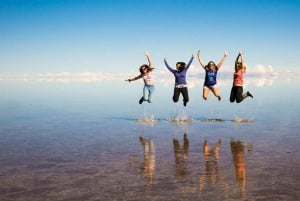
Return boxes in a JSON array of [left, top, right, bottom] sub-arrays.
[[176, 62, 186, 72], [205, 61, 216, 70], [139, 64, 149, 74], [235, 62, 243, 72]]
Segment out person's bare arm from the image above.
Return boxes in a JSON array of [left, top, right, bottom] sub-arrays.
[[216, 51, 228, 69], [240, 51, 247, 72], [125, 74, 142, 82], [197, 50, 206, 69], [145, 51, 153, 69], [235, 52, 241, 68]]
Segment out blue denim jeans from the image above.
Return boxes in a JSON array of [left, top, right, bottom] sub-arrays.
[[143, 85, 155, 102]]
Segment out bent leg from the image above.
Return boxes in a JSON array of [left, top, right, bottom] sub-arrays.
[[147, 85, 155, 102], [236, 86, 244, 103], [203, 87, 209, 100], [181, 87, 189, 106], [229, 87, 236, 103], [173, 88, 180, 103], [210, 87, 221, 101], [142, 85, 147, 100]]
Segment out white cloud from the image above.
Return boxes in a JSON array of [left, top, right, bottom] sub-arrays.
[[247, 64, 276, 75], [1, 64, 298, 87]]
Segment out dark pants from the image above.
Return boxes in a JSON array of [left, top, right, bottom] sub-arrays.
[[173, 87, 189, 104], [230, 86, 245, 103]]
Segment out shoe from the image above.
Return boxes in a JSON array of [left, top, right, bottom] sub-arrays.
[[139, 97, 144, 104], [183, 101, 187, 107], [217, 96, 221, 101], [247, 91, 254, 98], [147, 99, 151, 103]]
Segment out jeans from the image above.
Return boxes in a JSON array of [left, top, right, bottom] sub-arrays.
[[143, 85, 155, 101]]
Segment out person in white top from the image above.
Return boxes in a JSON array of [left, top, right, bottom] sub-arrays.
[[126, 52, 155, 104]]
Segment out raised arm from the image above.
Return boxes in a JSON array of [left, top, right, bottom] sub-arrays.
[[235, 52, 241, 67], [216, 51, 228, 69], [197, 50, 206, 69], [239, 51, 247, 72], [185, 53, 194, 70], [145, 51, 153, 69], [239, 51, 245, 68], [164, 57, 175, 73]]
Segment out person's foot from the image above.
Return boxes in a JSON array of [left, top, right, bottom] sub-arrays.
[[217, 96, 221, 101], [139, 97, 144, 104], [247, 91, 254, 98], [183, 101, 187, 107], [147, 99, 151, 103]]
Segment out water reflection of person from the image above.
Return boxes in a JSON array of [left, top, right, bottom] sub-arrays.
[[199, 139, 222, 191], [173, 133, 189, 181], [139, 137, 155, 189], [230, 139, 246, 194]]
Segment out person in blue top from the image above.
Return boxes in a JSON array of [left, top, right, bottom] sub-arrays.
[[164, 54, 194, 106], [197, 50, 227, 101]]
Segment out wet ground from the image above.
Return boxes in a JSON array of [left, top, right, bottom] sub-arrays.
[[0, 78, 299, 200]]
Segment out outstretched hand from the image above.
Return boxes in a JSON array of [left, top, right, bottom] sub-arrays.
[[224, 51, 228, 57]]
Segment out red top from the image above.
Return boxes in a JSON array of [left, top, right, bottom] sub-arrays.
[[233, 70, 244, 86]]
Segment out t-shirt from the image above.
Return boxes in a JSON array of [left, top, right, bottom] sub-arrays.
[[137, 72, 154, 86], [204, 68, 218, 86]]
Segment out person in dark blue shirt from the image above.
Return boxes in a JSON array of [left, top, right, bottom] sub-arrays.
[[197, 50, 227, 101], [164, 54, 194, 106]]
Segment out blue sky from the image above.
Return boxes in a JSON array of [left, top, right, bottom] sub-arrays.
[[0, 0, 300, 75]]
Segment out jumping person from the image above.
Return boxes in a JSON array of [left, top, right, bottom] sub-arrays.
[[197, 50, 227, 101], [230, 51, 253, 103], [126, 51, 155, 104], [164, 54, 194, 106]]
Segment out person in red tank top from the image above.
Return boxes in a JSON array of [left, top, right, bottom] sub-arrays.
[[229, 51, 253, 103]]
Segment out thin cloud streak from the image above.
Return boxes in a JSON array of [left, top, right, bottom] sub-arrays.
[[0, 64, 295, 87]]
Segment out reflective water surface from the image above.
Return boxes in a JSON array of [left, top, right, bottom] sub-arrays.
[[0, 75, 299, 200]]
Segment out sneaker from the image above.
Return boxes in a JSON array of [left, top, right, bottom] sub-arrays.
[[147, 99, 151, 103], [139, 97, 144, 104], [183, 101, 187, 107], [247, 91, 254, 98]]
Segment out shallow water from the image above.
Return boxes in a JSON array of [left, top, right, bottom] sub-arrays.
[[0, 75, 300, 201]]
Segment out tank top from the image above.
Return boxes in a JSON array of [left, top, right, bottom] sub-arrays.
[[233, 70, 244, 86]]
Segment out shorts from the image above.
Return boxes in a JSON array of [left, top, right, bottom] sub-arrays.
[[203, 84, 217, 89]]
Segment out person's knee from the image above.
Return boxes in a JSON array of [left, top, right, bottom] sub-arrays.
[[236, 98, 243, 103], [173, 97, 179, 102]]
